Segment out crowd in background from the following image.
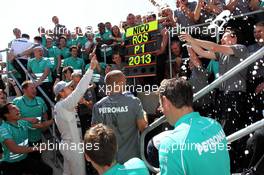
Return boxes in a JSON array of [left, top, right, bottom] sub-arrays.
[[0, 0, 264, 174]]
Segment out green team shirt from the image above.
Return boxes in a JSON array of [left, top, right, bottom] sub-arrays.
[[63, 56, 84, 70], [0, 120, 33, 162], [67, 36, 87, 48], [94, 30, 113, 57], [27, 57, 53, 82], [85, 62, 106, 74], [59, 47, 71, 59], [13, 96, 47, 142], [159, 112, 230, 175], [47, 46, 61, 71], [207, 60, 219, 79], [67, 38, 78, 48], [103, 158, 149, 175]]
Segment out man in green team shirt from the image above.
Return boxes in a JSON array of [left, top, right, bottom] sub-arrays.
[[0, 103, 53, 175], [27, 46, 53, 98], [84, 123, 149, 175], [94, 23, 113, 63], [46, 36, 62, 75], [63, 45, 85, 71], [12, 80, 49, 160], [67, 27, 87, 49], [158, 78, 230, 175], [58, 36, 71, 59]]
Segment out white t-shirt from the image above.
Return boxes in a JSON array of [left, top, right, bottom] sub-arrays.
[[10, 38, 33, 59]]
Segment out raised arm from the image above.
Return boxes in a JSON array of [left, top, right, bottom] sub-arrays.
[[179, 2, 196, 22], [180, 33, 234, 55], [61, 56, 96, 110], [194, 0, 204, 22], [225, 0, 239, 12], [189, 44, 216, 59]]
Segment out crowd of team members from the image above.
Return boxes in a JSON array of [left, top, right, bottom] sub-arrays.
[[0, 0, 264, 174]]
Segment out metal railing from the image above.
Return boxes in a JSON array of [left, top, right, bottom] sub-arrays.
[[13, 57, 63, 169], [140, 46, 264, 173]]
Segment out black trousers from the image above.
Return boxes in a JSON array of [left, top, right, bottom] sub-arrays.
[[1, 156, 53, 175], [216, 91, 249, 172]]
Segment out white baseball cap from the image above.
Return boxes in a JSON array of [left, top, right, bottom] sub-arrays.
[[53, 81, 72, 97]]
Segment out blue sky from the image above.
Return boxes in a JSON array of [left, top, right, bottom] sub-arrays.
[[0, 0, 176, 50]]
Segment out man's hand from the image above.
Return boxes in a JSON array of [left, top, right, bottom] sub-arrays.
[[179, 33, 194, 43], [198, 0, 206, 8], [152, 49, 163, 56], [256, 82, 264, 94], [21, 117, 39, 124], [32, 143, 48, 153], [8, 78, 16, 86], [79, 97, 86, 104], [179, 1, 188, 12]]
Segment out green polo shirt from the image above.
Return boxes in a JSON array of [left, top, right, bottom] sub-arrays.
[[85, 62, 106, 75], [63, 56, 84, 70], [67, 36, 87, 48], [94, 31, 113, 57], [59, 47, 71, 59], [67, 38, 78, 48], [158, 112, 230, 175], [13, 96, 47, 142], [103, 158, 149, 175], [47, 46, 61, 71], [0, 120, 32, 163], [27, 57, 53, 82]]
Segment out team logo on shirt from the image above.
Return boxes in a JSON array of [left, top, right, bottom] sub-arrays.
[[98, 106, 128, 114]]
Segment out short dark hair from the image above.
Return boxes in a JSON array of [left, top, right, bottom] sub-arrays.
[[159, 78, 193, 108], [59, 36, 67, 41], [0, 103, 12, 120], [69, 45, 78, 52], [62, 66, 74, 74], [34, 36, 42, 43], [225, 27, 239, 37], [84, 124, 117, 166], [151, 13, 156, 20], [22, 34, 30, 39], [21, 80, 34, 90], [256, 21, 264, 27], [98, 23, 105, 28]]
